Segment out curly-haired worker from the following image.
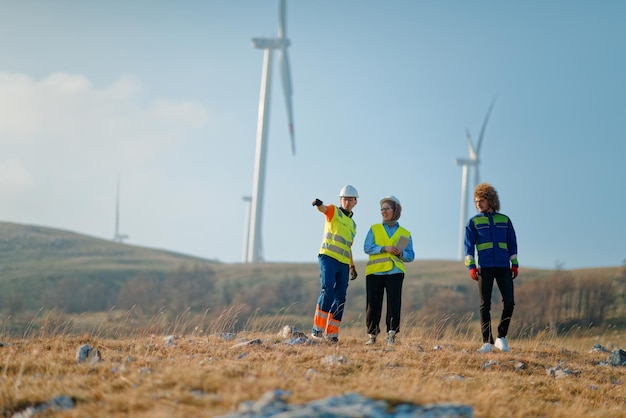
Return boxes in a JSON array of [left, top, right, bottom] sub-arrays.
[[464, 182, 519, 353]]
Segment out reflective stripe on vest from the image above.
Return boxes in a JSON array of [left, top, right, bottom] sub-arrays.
[[365, 223, 408, 275], [319, 206, 355, 264]]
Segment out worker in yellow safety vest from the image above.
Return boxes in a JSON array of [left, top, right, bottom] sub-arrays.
[[363, 196, 414, 346], [310, 185, 359, 343]]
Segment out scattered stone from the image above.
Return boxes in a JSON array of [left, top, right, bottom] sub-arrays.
[[75, 344, 101, 364], [284, 336, 313, 345], [443, 374, 465, 381], [546, 365, 581, 379], [164, 335, 179, 347], [230, 339, 262, 349], [514, 361, 526, 371], [12, 395, 74, 418], [608, 349, 626, 366], [278, 325, 308, 339], [216, 333, 237, 341], [216, 391, 473, 417], [321, 354, 348, 365], [236, 389, 291, 416], [481, 360, 500, 369], [591, 343, 610, 353]]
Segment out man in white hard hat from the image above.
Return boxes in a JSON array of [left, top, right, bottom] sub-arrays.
[[310, 185, 359, 343]]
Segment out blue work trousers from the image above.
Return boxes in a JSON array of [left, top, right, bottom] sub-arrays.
[[316, 254, 350, 321]]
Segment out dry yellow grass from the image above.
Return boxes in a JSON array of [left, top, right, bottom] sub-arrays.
[[1, 323, 625, 418]]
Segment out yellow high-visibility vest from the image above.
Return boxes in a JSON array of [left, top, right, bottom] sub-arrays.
[[319, 205, 356, 265], [365, 223, 409, 275]]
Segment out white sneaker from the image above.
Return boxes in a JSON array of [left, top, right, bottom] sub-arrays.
[[477, 343, 494, 353], [310, 330, 324, 341], [365, 335, 376, 345], [495, 337, 509, 352], [387, 330, 396, 346]]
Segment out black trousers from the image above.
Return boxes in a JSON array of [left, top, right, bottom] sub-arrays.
[[478, 267, 515, 344], [365, 272, 405, 336]]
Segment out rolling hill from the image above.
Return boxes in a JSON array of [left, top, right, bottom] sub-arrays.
[[0, 221, 623, 337]]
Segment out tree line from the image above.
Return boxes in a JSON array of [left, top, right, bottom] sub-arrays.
[[1, 264, 623, 337]]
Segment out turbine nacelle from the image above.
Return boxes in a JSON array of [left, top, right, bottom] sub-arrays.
[[252, 38, 290, 49], [454, 158, 479, 166]]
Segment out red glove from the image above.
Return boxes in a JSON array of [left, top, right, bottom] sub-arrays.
[[511, 265, 519, 279], [469, 267, 480, 281]]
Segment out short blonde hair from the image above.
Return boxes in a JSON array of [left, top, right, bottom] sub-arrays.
[[474, 182, 500, 212]]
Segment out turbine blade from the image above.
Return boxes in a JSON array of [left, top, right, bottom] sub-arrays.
[[278, 0, 286, 38], [279, 47, 295, 155], [475, 97, 497, 156], [466, 129, 476, 159], [278, 0, 294, 155]]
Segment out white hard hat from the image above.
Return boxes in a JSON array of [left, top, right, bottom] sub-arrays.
[[339, 185, 359, 198], [380, 195, 401, 211]]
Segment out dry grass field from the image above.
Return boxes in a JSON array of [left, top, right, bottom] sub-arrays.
[[1, 224, 624, 416], [1, 317, 625, 418]]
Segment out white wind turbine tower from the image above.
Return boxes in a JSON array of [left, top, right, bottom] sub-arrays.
[[454, 99, 496, 260], [113, 177, 129, 243], [241, 195, 252, 263], [245, 0, 295, 263]]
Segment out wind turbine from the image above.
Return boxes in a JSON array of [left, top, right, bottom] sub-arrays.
[[113, 176, 129, 243], [454, 99, 496, 260], [245, 0, 295, 263]]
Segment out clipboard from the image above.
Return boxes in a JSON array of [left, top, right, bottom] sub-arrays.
[[395, 235, 410, 250]]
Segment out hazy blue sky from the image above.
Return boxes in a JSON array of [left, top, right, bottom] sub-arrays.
[[0, 1, 624, 270]]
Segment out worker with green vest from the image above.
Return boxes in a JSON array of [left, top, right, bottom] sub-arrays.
[[310, 185, 359, 343], [465, 182, 519, 353], [363, 196, 414, 346]]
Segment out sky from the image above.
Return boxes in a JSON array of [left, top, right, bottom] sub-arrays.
[[0, 1, 624, 270]]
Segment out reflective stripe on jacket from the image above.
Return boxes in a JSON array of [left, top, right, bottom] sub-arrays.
[[365, 223, 409, 275], [319, 205, 356, 265]]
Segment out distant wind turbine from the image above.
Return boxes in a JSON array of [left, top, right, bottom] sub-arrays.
[[245, 0, 295, 263], [454, 98, 496, 260], [113, 177, 129, 243]]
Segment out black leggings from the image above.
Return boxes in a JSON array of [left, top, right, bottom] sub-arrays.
[[365, 273, 404, 336]]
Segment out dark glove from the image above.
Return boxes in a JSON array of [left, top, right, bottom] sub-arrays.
[[312, 198, 323, 207], [469, 267, 480, 281], [511, 265, 519, 279], [350, 265, 358, 280]]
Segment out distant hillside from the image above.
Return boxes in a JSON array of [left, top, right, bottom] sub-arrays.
[[0, 221, 623, 337], [0, 221, 219, 279]]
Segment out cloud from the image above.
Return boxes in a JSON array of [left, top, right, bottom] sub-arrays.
[[0, 71, 211, 187], [0, 71, 213, 241], [0, 158, 34, 189]]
